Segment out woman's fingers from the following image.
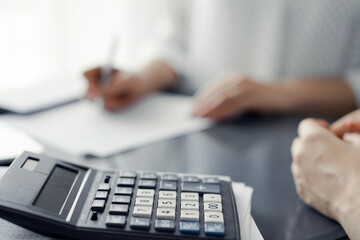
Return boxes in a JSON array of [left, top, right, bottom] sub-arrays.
[[84, 67, 102, 99], [331, 110, 360, 137], [343, 133, 360, 146]]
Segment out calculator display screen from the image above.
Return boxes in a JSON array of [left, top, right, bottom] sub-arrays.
[[33, 166, 78, 214]]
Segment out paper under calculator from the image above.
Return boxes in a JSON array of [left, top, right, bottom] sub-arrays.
[[0, 152, 240, 240]]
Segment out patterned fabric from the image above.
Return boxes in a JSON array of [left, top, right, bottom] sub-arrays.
[[146, 0, 360, 105]]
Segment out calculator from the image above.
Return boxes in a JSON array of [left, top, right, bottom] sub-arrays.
[[0, 152, 240, 240]]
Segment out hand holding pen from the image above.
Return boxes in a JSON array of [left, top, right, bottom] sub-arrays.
[[84, 67, 153, 111], [84, 65, 178, 112]]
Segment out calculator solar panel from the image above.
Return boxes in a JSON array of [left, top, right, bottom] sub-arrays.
[[0, 152, 241, 240]]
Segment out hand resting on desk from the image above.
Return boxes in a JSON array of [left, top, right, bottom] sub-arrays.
[[192, 71, 356, 121], [291, 114, 360, 239]]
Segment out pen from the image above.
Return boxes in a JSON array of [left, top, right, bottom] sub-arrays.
[[99, 37, 119, 88], [97, 38, 118, 109]]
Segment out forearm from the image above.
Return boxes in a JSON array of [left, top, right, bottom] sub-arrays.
[[275, 77, 357, 117], [140, 61, 179, 92]]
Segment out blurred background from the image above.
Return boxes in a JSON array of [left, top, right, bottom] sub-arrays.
[[0, 0, 160, 91]]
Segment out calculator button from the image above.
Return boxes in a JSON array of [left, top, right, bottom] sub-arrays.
[[109, 204, 129, 215], [158, 199, 176, 208], [204, 212, 224, 223], [98, 183, 111, 191], [179, 221, 200, 235], [90, 212, 98, 221], [117, 178, 135, 187], [120, 171, 137, 178], [181, 183, 220, 194], [180, 210, 200, 222], [114, 187, 133, 195], [204, 194, 222, 203], [112, 195, 131, 204], [204, 202, 222, 212], [104, 175, 111, 183], [156, 208, 176, 219], [181, 201, 199, 210], [204, 223, 225, 237], [106, 215, 126, 228], [181, 192, 199, 202], [138, 180, 157, 189], [130, 217, 151, 230], [159, 181, 177, 191], [136, 189, 155, 198], [202, 177, 220, 184], [155, 219, 175, 232], [182, 176, 199, 183], [132, 206, 152, 218], [91, 200, 105, 212], [162, 174, 178, 181], [140, 172, 157, 180], [159, 191, 177, 200], [95, 191, 108, 200], [135, 197, 154, 207]]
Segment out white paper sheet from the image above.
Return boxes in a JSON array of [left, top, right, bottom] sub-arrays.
[[0, 120, 44, 162], [2, 94, 211, 157], [232, 182, 264, 240], [0, 79, 86, 114], [0, 167, 8, 179]]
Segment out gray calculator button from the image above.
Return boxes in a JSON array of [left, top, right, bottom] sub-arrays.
[[120, 171, 137, 178], [130, 217, 151, 230], [140, 172, 157, 180], [112, 195, 131, 204], [182, 176, 199, 183], [162, 174, 178, 181], [202, 177, 220, 184], [95, 191, 108, 200], [138, 180, 157, 189], [205, 212, 224, 223], [159, 180, 177, 191], [181, 183, 220, 194], [136, 189, 155, 197], [155, 219, 175, 232], [91, 200, 105, 212], [117, 178, 135, 187], [109, 204, 129, 215], [106, 215, 126, 228], [114, 187, 133, 195], [98, 183, 111, 191]]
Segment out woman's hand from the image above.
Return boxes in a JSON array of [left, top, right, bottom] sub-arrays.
[[192, 72, 356, 121], [84, 67, 153, 111], [84, 62, 177, 111], [192, 72, 289, 121], [331, 110, 360, 137]]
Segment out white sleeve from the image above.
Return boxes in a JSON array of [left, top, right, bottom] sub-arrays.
[[141, 0, 188, 75]]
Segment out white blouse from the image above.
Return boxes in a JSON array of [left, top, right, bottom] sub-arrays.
[[144, 0, 360, 105]]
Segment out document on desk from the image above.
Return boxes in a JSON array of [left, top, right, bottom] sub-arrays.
[[0, 120, 44, 164], [2, 94, 211, 158], [0, 79, 86, 114]]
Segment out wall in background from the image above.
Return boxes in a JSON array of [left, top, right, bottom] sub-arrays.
[[0, 0, 160, 91]]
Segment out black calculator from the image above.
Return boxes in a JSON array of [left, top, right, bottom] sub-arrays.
[[0, 152, 240, 240]]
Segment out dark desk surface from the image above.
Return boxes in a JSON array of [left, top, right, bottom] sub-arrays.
[[0, 114, 348, 240], [103, 115, 347, 240]]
